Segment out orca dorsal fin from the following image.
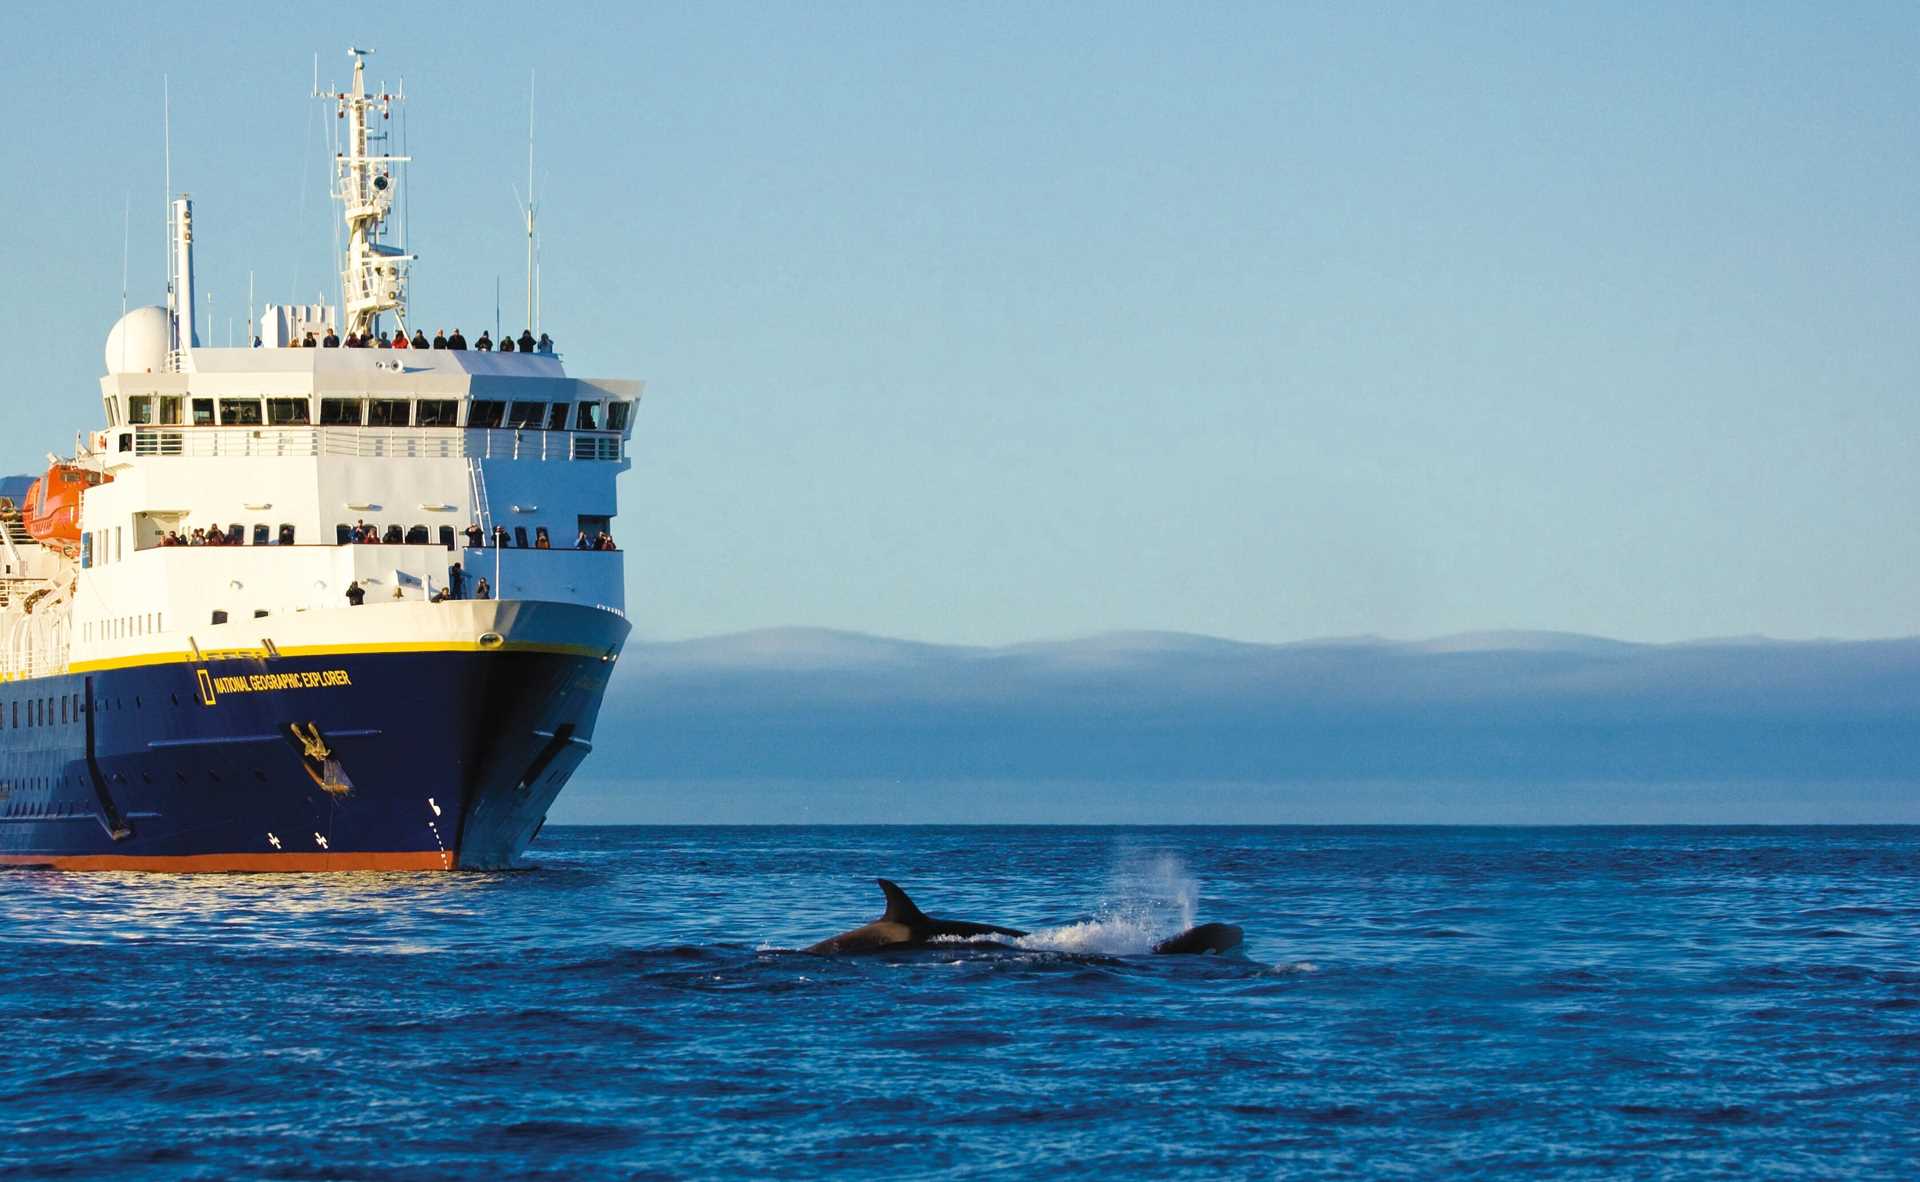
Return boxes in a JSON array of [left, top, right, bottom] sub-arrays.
[[876, 878, 930, 926]]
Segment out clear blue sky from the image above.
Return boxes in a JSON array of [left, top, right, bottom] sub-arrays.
[[8, 2, 1917, 645]]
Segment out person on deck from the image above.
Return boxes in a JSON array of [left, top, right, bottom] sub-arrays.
[[391, 331, 409, 350], [463, 523, 485, 548], [410, 329, 430, 349], [448, 561, 466, 600], [345, 581, 365, 607], [448, 329, 467, 350], [536, 333, 553, 354], [473, 577, 491, 601], [432, 329, 447, 349], [475, 331, 492, 352], [498, 335, 515, 353], [574, 531, 590, 550], [517, 329, 536, 353], [301, 333, 317, 348], [322, 330, 340, 347]]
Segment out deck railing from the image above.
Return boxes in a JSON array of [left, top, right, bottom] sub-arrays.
[[126, 426, 623, 462]]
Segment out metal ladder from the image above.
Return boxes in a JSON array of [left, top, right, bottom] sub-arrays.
[[466, 457, 494, 538], [466, 457, 502, 597]]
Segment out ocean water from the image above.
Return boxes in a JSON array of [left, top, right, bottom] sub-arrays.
[[2, 826, 1917, 1180]]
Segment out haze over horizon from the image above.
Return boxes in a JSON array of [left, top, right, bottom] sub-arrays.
[[5, 3, 1917, 648]]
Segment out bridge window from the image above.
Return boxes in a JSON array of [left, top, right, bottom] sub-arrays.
[[468, 400, 505, 429], [104, 399, 119, 426], [267, 399, 311, 426], [607, 401, 631, 431], [575, 402, 600, 430], [192, 398, 215, 426], [508, 401, 546, 428], [159, 396, 182, 425], [369, 399, 411, 427], [219, 399, 263, 426], [127, 396, 154, 424], [417, 400, 458, 427], [546, 403, 569, 430], [320, 398, 364, 426]]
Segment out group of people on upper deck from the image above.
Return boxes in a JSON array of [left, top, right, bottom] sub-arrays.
[[286, 328, 553, 353], [157, 524, 271, 547]]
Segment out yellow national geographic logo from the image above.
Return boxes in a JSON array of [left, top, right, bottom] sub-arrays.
[[196, 668, 354, 706]]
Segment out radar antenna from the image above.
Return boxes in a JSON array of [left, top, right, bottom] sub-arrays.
[[318, 48, 413, 338]]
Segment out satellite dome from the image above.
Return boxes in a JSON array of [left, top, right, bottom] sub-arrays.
[[103, 305, 171, 375]]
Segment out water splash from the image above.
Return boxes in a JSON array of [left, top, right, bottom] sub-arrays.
[[1017, 851, 1201, 956]]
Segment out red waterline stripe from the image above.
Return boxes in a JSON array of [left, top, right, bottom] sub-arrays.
[[0, 851, 453, 873]]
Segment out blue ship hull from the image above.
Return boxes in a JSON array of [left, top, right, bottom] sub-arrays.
[[0, 611, 626, 871]]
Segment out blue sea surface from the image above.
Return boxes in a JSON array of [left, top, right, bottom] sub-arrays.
[[2, 825, 1917, 1179]]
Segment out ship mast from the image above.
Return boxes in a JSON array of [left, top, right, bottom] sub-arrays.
[[320, 48, 412, 338]]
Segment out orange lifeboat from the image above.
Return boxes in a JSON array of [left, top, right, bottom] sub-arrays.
[[23, 463, 109, 554]]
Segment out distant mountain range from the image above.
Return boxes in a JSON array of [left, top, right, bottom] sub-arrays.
[[563, 628, 1920, 823]]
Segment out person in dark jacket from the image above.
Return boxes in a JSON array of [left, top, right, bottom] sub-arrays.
[[432, 329, 448, 349], [475, 331, 492, 352], [411, 329, 429, 349], [301, 332, 317, 347], [448, 561, 466, 600], [345, 580, 365, 606], [473, 577, 491, 601], [448, 328, 467, 350], [498, 335, 515, 352], [322, 330, 340, 347], [517, 329, 536, 353]]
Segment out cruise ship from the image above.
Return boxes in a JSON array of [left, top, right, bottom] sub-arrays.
[[0, 52, 636, 870]]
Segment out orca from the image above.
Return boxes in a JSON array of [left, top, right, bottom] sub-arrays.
[[804, 879, 1028, 954], [805, 879, 1246, 957], [1150, 922, 1244, 956]]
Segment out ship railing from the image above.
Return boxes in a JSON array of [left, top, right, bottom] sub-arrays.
[[126, 426, 624, 462]]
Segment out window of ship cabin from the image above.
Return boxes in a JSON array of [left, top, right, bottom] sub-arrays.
[[279, 524, 295, 545], [546, 403, 569, 431], [508, 401, 546, 428], [368, 399, 410, 427], [578, 514, 611, 539], [416, 399, 458, 427], [336, 524, 352, 544], [575, 402, 601, 430], [219, 399, 263, 426], [319, 398, 364, 426], [252, 524, 269, 545], [468, 400, 505, 429], [192, 398, 215, 426], [211, 610, 228, 624], [607, 401, 631, 431], [103, 398, 119, 426], [127, 396, 155, 424], [267, 398, 311, 426], [406, 525, 429, 545], [438, 525, 455, 549], [513, 526, 529, 548], [159, 396, 182, 425]]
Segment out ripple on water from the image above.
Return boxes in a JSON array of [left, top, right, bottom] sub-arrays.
[[0, 824, 1916, 1180]]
